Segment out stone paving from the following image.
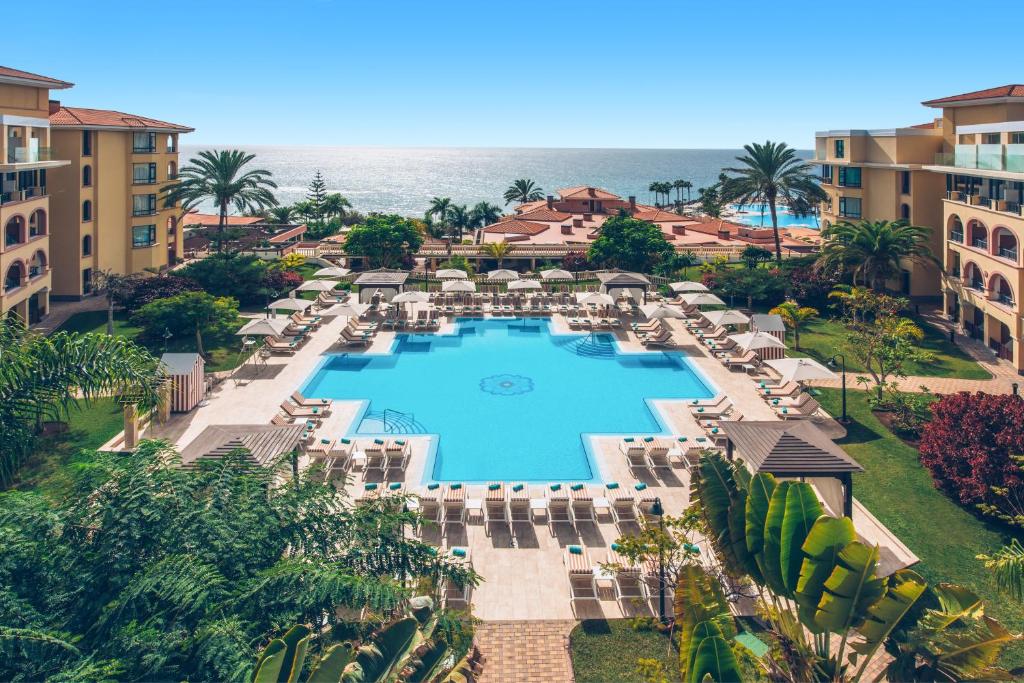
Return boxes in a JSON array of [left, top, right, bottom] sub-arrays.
[[475, 621, 575, 683]]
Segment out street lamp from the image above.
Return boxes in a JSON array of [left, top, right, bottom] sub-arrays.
[[828, 353, 848, 423], [650, 497, 666, 623]]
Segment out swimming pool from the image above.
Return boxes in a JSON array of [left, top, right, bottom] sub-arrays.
[[730, 203, 820, 228], [301, 318, 714, 483]]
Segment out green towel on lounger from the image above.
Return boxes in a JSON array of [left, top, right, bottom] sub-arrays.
[[623, 437, 634, 443], [782, 408, 789, 414], [395, 439, 406, 445], [570, 483, 584, 491], [611, 543, 621, 551], [427, 483, 440, 490], [340, 438, 351, 444], [697, 407, 704, 413], [389, 482, 402, 490], [488, 483, 500, 491], [549, 483, 561, 491], [568, 545, 582, 555], [312, 408, 319, 414], [634, 482, 647, 491], [512, 483, 524, 492], [696, 437, 707, 442], [678, 437, 688, 442], [320, 438, 331, 444], [452, 548, 467, 558], [450, 483, 462, 490], [712, 428, 719, 434], [606, 482, 619, 490], [643, 436, 654, 443], [364, 483, 378, 490], [374, 438, 384, 444]]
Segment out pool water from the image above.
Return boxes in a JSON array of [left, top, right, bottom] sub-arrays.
[[301, 318, 714, 483], [731, 203, 820, 228]]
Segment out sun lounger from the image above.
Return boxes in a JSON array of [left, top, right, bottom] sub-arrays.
[[773, 391, 813, 409], [631, 320, 661, 333], [564, 545, 598, 613], [443, 546, 473, 606], [363, 438, 387, 474], [606, 485, 638, 528], [619, 438, 649, 472], [280, 401, 329, 419], [357, 482, 381, 505], [321, 437, 354, 477], [722, 351, 758, 368], [640, 331, 674, 347], [759, 381, 802, 398], [483, 483, 509, 534], [384, 438, 410, 470], [645, 439, 673, 469], [775, 397, 820, 419], [546, 484, 572, 534], [290, 391, 332, 409], [608, 547, 647, 607], [569, 483, 595, 525], [690, 401, 733, 418], [340, 329, 371, 347], [508, 483, 530, 523], [416, 484, 443, 526], [443, 484, 467, 528]]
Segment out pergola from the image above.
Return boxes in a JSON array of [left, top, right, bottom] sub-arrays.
[[353, 269, 409, 303], [596, 270, 652, 304], [718, 420, 863, 516], [179, 424, 306, 468]]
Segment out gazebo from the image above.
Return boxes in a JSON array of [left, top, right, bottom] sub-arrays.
[[353, 269, 409, 303], [180, 424, 306, 468], [159, 352, 205, 413], [596, 271, 652, 304], [749, 313, 787, 360], [718, 420, 863, 516]]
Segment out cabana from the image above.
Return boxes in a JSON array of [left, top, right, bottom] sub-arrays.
[[750, 314, 787, 360], [180, 424, 306, 468], [353, 269, 409, 303], [718, 420, 863, 516], [596, 271, 651, 304], [159, 353, 205, 413]]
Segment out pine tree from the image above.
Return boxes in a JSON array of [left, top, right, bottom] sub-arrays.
[[306, 170, 327, 224]]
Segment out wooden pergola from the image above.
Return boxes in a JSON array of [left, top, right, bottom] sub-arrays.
[[179, 424, 306, 468], [596, 270, 652, 304], [353, 269, 409, 303]]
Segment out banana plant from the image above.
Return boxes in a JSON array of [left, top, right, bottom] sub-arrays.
[[683, 620, 742, 683], [673, 564, 735, 682]]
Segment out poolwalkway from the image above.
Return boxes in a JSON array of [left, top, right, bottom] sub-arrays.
[[475, 621, 575, 683]]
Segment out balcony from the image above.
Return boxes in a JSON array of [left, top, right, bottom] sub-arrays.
[[5, 145, 56, 164], [945, 191, 1024, 218], [0, 186, 47, 206], [950, 230, 964, 243], [972, 237, 988, 249], [999, 246, 1019, 261], [132, 144, 157, 154], [998, 293, 1015, 306], [969, 280, 985, 292], [935, 144, 1024, 173]]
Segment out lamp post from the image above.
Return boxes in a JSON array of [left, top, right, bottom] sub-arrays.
[[829, 353, 848, 423], [650, 497, 666, 623]]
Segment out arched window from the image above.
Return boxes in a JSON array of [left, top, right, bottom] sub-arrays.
[[167, 160, 177, 179], [82, 200, 92, 222], [992, 227, 1018, 262], [82, 234, 93, 256], [82, 164, 92, 187], [963, 262, 984, 291], [29, 250, 46, 278], [4, 262, 24, 292], [4, 216, 25, 247], [900, 203, 910, 220], [990, 273, 1014, 305], [968, 219, 987, 249], [948, 215, 964, 243], [166, 216, 176, 235], [29, 209, 46, 237]]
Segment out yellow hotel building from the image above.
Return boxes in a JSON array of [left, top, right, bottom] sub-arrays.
[[813, 85, 1024, 372], [48, 106, 193, 298], [0, 66, 72, 323]]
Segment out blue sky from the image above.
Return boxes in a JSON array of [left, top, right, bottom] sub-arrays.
[[14, 0, 1024, 148]]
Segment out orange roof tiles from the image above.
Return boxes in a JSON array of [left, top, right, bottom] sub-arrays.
[[514, 200, 548, 213], [557, 186, 621, 200], [922, 85, 1024, 106], [516, 208, 573, 222], [182, 212, 264, 227], [50, 106, 193, 132], [0, 65, 72, 89], [633, 209, 685, 223], [481, 220, 549, 236]]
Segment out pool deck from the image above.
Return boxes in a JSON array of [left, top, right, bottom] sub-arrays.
[[149, 309, 915, 622]]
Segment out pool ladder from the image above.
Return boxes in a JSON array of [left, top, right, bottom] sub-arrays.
[[383, 408, 417, 433]]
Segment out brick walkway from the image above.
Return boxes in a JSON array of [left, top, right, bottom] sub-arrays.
[[475, 620, 576, 683], [30, 295, 107, 335], [809, 308, 1021, 395]]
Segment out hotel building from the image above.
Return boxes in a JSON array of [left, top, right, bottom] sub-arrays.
[[812, 85, 1024, 372], [47, 106, 193, 298], [0, 67, 72, 323]]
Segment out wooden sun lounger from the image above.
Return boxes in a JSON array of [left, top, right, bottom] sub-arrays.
[[442, 485, 467, 528], [290, 391, 332, 409], [546, 485, 572, 534], [484, 483, 508, 533], [606, 486, 638, 527], [280, 401, 329, 419], [569, 484, 595, 525], [508, 483, 530, 523], [564, 546, 598, 613]]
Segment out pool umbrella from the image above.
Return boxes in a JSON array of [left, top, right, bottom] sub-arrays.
[[682, 292, 726, 307], [268, 298, 315, 312], [540, 268, 573, 281], [702, 309, 750, 326], [392, 291, 430, 304], [508, 279, 541, 290], [765, 357, 838, 384], [640, 303, 688, 320], [436, 268, 467, 279], [575, 292, 615, 306], [442, 279, 476, 292], [486, 269, 520, 281], [296, 279, 341, 292], [322, 301, 371, 318], [669, 281, 708, 293], [728, 331, 787, 351], [236, 317, 292, 336], [313, 266, 351, 278]]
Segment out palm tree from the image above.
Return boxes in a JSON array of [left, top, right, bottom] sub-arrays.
[[321, 193, 351, 220], [426, 196, 453, 237], [162, 150, 278, 252], [672, 179, 686, 205], [827, 284, 874, 322], [266, 205, 296, 224], [978, 540, 1024, 603], [720, 141, 825, 263], [483, 242, 512, 269], [648, 181, 660, 206], [682, 180, 693, 203], [447, 204, 472, 242], [470, 201, 502, 228], [768, 300, 819, 349], [818, 219, 935, 290], [503, 179, 544, 206]]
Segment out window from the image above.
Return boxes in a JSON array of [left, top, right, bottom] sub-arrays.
[[82, 131, 92, 156], [82, 268, 93, 295], [82, 200, 92, 222], [901, 171, 911, 194], [1012, 132, 1024, 144], [983, 133, 1001, 144], [821, 165, 833, 184], [132, 224, 157, 247], [834, 139, 845, 158], [837, 166, 861, 188], [132, 194, 157, 216], [958, 133, 974, 144], [133, 132, 156, 153], [167, 160, 177, 179], [166, 135, 177, 153], [82, 165, 92, 187], [838, 197, 861, 218], [133, 163, 157, 184], [900, 203, 910, 220], [82, 234, 92, 256]]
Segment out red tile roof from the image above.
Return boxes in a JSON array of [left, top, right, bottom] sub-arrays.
[[50, 106, 193, 132], [514, 199, 548, 213], [0, 65, 72, 89], [182, 212, 264, 227], [516, 208, 573, 222], [922, 85, 1024, 106], [482, 220, 549, 236], [557, 186, 621, 200], [633, 209, 685, 222]]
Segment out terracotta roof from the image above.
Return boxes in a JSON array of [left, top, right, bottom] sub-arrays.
[[50, 106, 193, 132], [514, 200, 548, 213], [182, 212, 263, 227], [482, 220, 549, 236], [516, 208, 573, 222], [0, 65, 72, 89], [633, 209, 684, 222], [557, 186, 621, 200], [922, 85, 1024, 107]]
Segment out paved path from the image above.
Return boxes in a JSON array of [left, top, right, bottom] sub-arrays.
[[31, 296, 106, 335], [475, 621, 575, 683], [809, 309, 1021, 395]]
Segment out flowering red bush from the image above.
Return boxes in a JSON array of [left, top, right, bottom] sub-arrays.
[[262, 268, 303, 297], [917, 392, 1024, 517]]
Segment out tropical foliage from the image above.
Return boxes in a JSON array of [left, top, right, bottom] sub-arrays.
[[343, 214, 424, 269], [503, 179, 544, 205], [818, 220, 936, 290], [0, 318, 162, 486], [0, 441, 477, 682], [769, 300, 819, 350], [719, 141, 826, 262], [105, 273, 203, 314], [179, 252, 301, 305], [846, 304, 932, 399], [482, 241, 512, 268], [470, 201, 502, 229], [705, 267, 786, 310], [132, 291, 240, 358], [587, 215, 674, 272]]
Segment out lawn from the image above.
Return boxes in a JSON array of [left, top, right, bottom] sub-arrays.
[[816, 388, 1024, 668], [570, 620, 680, 683], [789, 315, 991, 380], [57, 309, 247, 373]]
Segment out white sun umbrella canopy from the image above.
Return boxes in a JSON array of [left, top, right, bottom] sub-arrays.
[[435, 268, 467, 279], [682, 292, 726, 307], [728, 331, 788, 351], [236, 317, 293, 336], [313, 266, 351, 278], [765, 357, 838, 384], [296, 279, 341, 292], [442, 279, 476, 293], [322, 301, 371, 318], [703, 309, 751, 327], [575, 292, 616, 306], [669, 281, 709, 293], [640, 303, 688, 319], [391, 291, 430, 304], [486, 269, 519, 281], [507, 279, 542, 291], [540, 268, 573, 281], [268, 298, 315, 311]]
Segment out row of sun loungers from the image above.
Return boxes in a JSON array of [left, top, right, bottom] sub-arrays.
[[567, 317, 623, 330]]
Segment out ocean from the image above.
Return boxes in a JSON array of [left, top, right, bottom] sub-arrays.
[[179, 145, 813, 218]]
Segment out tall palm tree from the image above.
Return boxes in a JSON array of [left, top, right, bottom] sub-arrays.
[[470, 201, 502, 228], [673, 179, 686, 205], [162, 150, 278, 252], [648, 181, 660, 206], [503, 179, 544, 206], [266, 205, 296, 224], [321, 193, 352, 220], [682, 180, 693, 202], [447, 204, 472, 242], [818, 219, 935, 290], [426, 196, 453, 237], [483, 242, 512, 269], [720, 141, 825, 263], [978, 540, 1024, 603]]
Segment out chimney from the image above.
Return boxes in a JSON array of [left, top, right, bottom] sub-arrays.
[[546, 195, 554, 210], [628, 195, 636, 211], [48, 99, 61, 115]]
